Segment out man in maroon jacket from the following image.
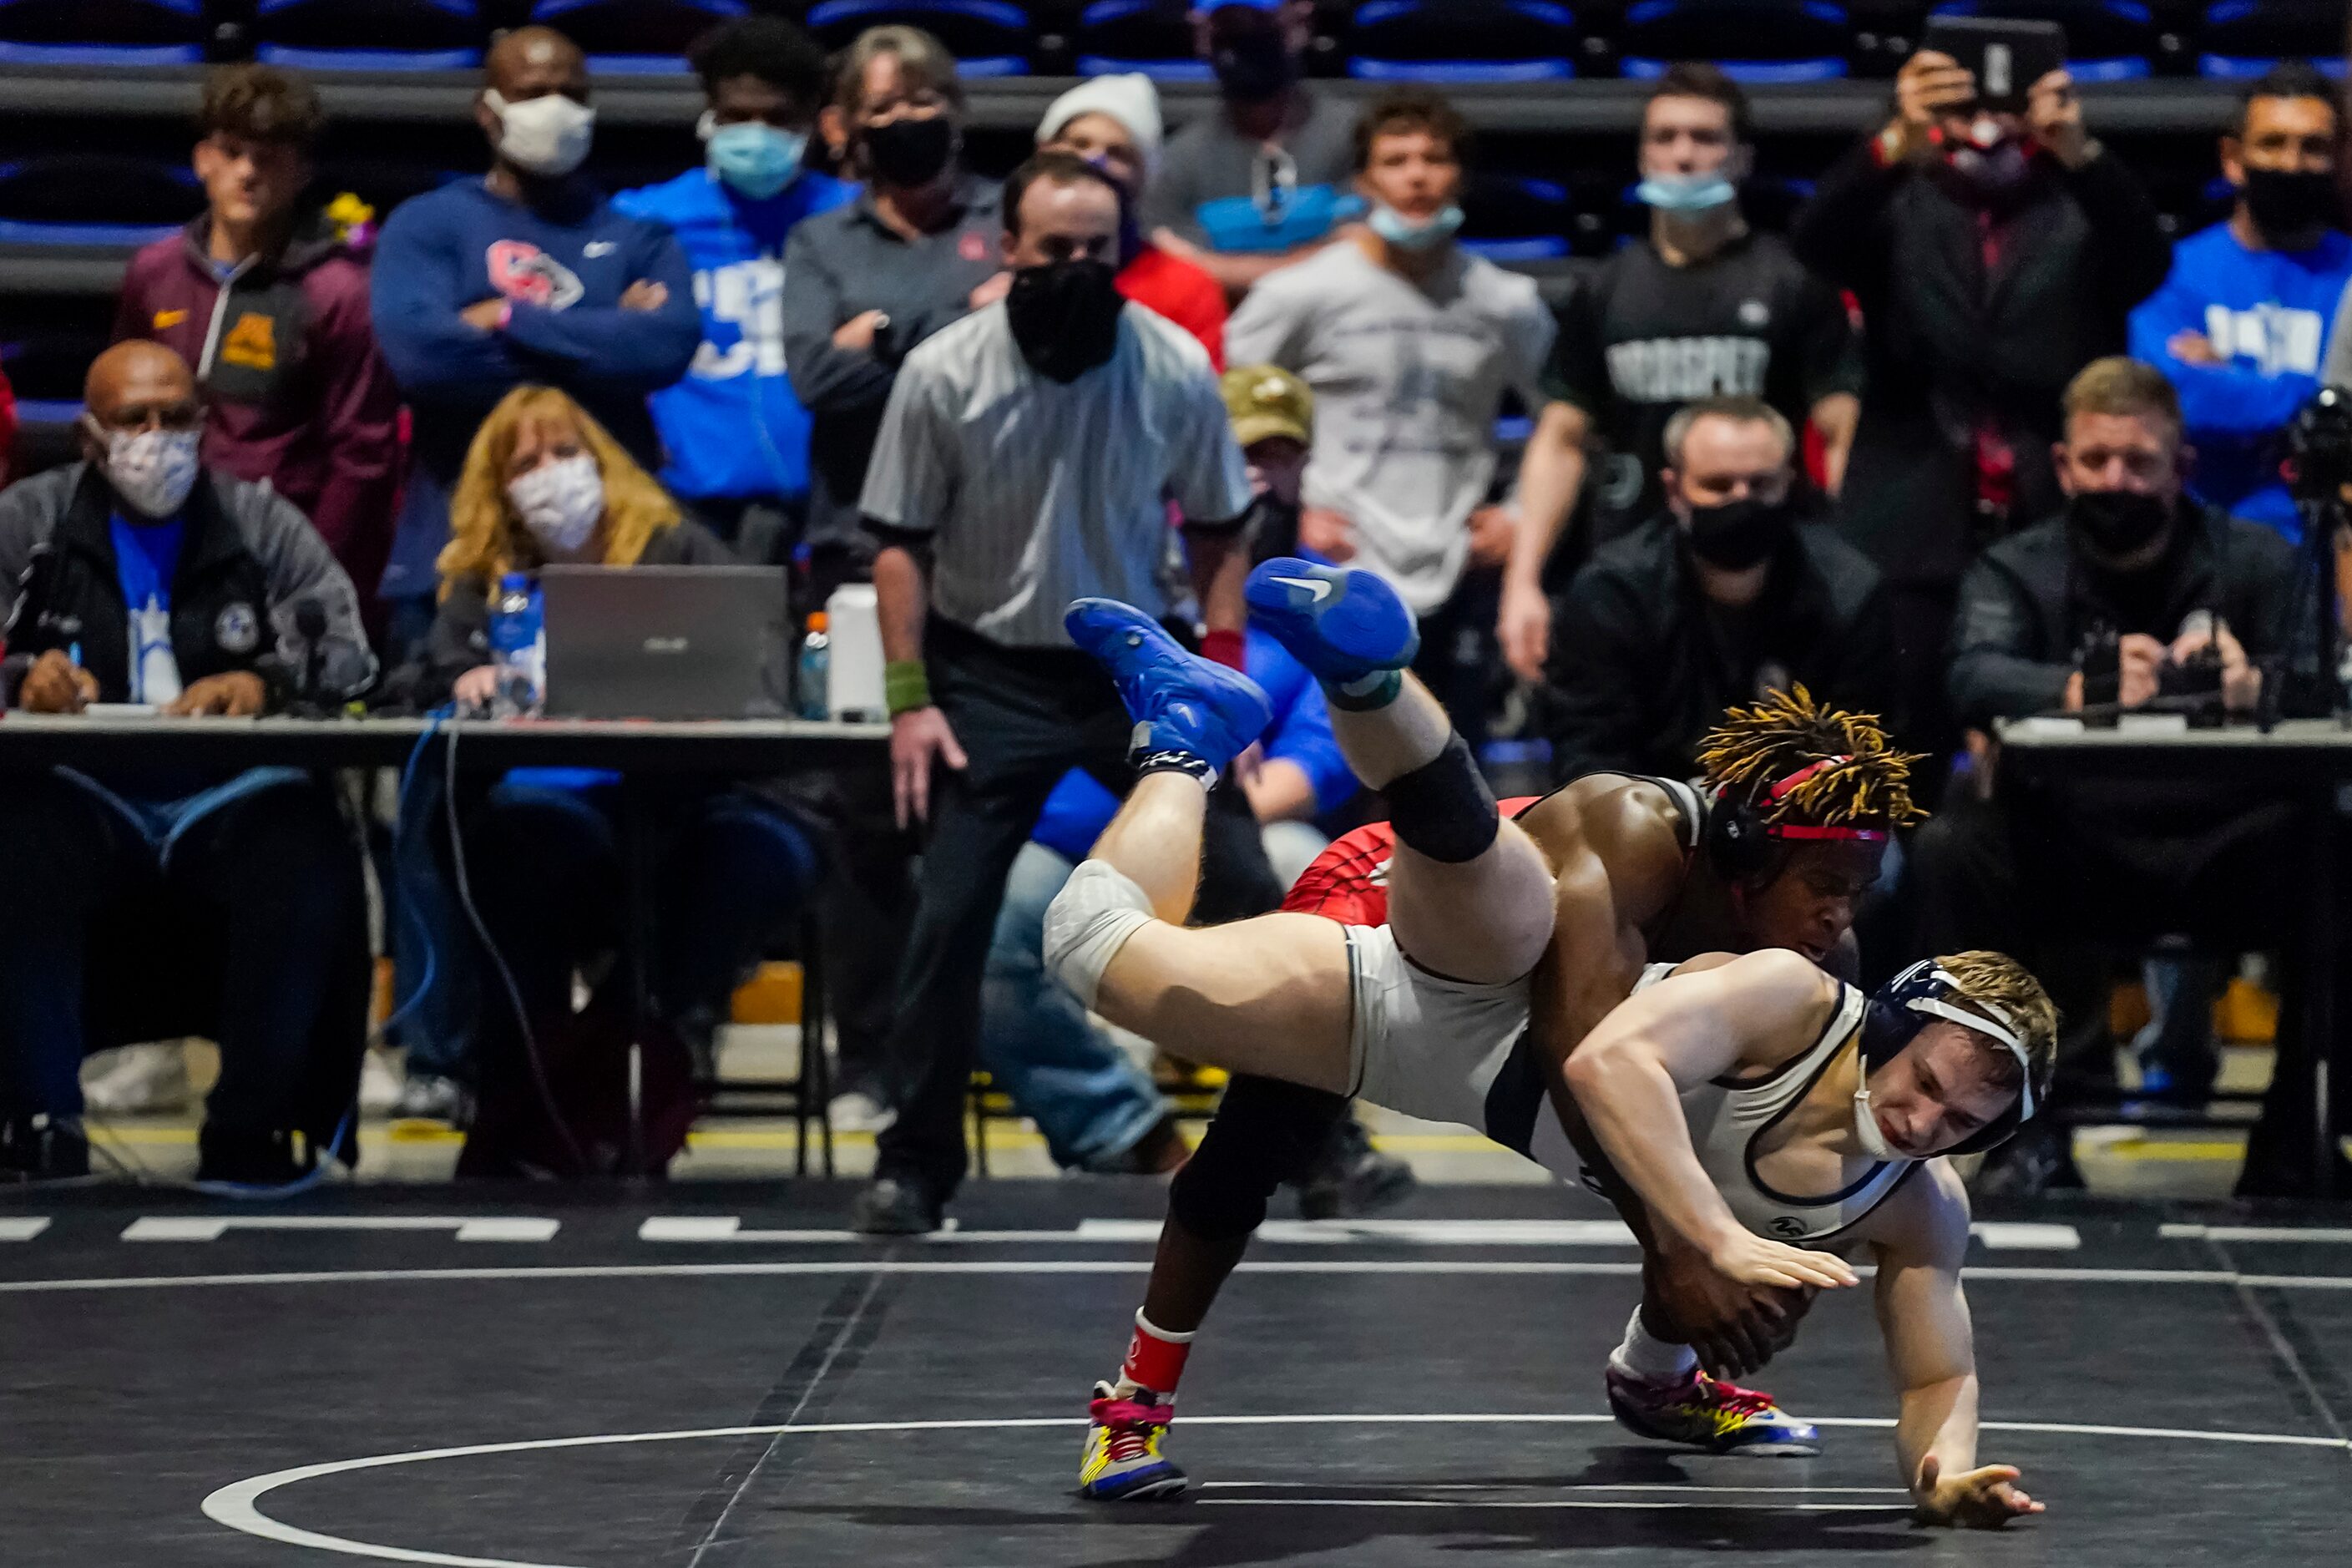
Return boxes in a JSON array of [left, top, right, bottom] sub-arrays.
[[114, 63, 400, 621]]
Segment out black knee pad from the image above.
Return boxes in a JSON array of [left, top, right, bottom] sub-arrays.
[[1383, 734, 1498, 864], [1168, 1075, 1350, 1240]]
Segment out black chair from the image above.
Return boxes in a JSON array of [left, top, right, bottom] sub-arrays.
[[1618, 0, 1856, 83], [0, 154, 205, 246], [0, 0, 206, 64], [1461, 170, 1576, 261], [1073, 0, 1201, 79], [251, 0, 486, 69], [2197, 0, 2345, 79], [529, 0, 751, 73], [804, 0, 1037, 77], [1348, 0, 1579, 82]]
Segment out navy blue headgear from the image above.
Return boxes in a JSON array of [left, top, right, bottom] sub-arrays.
[[1859, 959, 2043, 1157]]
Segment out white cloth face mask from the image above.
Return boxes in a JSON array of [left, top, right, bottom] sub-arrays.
[[508, 453, 605, 554]]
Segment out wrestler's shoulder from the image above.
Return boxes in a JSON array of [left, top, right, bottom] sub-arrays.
[[1517, 776, 1690, 869]]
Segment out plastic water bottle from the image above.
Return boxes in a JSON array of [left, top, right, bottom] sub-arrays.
[[486, 571, 544, 717], [796, 612, 831, 721]]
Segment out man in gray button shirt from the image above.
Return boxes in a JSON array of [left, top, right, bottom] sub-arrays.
[[852, 152, 1277, 1234]]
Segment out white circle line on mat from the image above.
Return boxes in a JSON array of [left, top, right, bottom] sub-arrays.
[[199, 1412, 2352, 1568]]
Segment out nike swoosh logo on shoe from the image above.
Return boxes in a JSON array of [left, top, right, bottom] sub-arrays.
[[1271, 575, 1333, 603]]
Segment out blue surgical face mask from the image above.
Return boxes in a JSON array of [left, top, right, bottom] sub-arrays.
[[701, 114, 807, 200], [1636, 169, 1737, 214], [1368, 201, 1464, 251]]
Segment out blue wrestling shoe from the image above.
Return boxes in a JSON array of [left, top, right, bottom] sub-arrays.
[[1065, 599, 1272, 780], [1245, 558, 1419, 685], [1606, 1365, 1821, 1457]]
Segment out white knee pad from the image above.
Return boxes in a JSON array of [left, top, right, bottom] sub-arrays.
[[1044, 859, 1157, 1010]]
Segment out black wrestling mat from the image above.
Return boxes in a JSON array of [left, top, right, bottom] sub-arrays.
[[3, 1181, 2348, 1565]]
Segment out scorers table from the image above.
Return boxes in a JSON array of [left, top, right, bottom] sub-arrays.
[[1996, 716, 2352, 1196], [0, 711, 893, 1177]]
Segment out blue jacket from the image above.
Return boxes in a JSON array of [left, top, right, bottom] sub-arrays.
[[2129, 220, 2352, 540], [370, 177, 701, 599], [1030, 629, 1357, 862], [613, 168, 857, 503]]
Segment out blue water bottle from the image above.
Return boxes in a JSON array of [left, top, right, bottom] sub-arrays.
[[796, 612, 831, 721], [486, 572, 544, 716]]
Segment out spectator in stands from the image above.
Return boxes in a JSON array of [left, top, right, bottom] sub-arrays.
[[2128, 64, 2350, 542], [115, 63, 400, 619], [1144, 0, 1363, 299], [1228, 88, 1560, 748], [1514, 64, 1862, 683], [1540, 396, 1895, 781], [780, 25, 1008, 1133], [852, 153, 1271, 1233], [1038, 73, 1227, 366], [0, 341, 374, 1184], [1793, 48, 2170, 773], [0, 359, 17, 492], [371, 27, 700, 659], [1909, 357, 2300, 1192], [425, 385, 817, 1178], [782, 25, 1009, 607], [613, 17, 854, 567]]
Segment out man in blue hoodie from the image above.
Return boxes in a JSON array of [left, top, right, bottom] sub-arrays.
[[616, 17, 855, 568], [2129, 63, 2350, 544], [370, 26, 700, 651]]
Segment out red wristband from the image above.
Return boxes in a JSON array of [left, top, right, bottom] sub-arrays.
[[1201, 629, 1246, 670]]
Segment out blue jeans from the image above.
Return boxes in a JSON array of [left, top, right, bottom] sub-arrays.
[[979, 842, 1166, 1171]]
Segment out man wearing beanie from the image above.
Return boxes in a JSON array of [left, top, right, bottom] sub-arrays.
[[1039, 73, 1228, 366]]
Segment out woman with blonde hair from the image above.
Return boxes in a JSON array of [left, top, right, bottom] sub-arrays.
[[423, 384, 817, 1178], [427, 383, 732, 706]]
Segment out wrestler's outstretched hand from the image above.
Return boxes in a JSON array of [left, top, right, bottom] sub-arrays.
[[1707, 1230, 1859, 1293], [1914, 1455, 2046, 1529]]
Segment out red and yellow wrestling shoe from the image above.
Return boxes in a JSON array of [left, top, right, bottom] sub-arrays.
[[1078, 1382, 1188, 1500], [1606, 1365, 1822, 1456]]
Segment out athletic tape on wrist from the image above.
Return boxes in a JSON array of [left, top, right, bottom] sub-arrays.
[[884, 660, 931, 716]]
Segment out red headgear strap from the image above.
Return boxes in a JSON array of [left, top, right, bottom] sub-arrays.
[[1758, 756, 1886, 844]]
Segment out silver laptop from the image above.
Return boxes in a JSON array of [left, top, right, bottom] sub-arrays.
[[540, 565, 788, 720]]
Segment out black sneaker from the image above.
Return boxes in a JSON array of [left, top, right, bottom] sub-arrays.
[[1970, 1121, 2083, 1198], [851, 1175, 944, 1235], [1294, 1115, 1415, 1220], [0, 1115, 90, 1181]]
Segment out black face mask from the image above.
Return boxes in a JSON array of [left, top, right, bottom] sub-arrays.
[[2068, 489, 2172, 559], [2242, 166, 2339, 242], [1684, 495, 1793, 571], [1005, 258, 1125, 382], [1211, 30, 1297, 104], [862, 114, 956, 189]]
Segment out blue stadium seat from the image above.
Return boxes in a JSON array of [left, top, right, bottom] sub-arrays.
[[1618, 0, 1854, 83], [0, 156, 201, 246], [2198, 0, 2346, 79], [0, 0, 204, 65], [530, 0, 749, 74], [805, 1, 1034, 78], [1460, 172, 1574, 261], [1927, 1, 2157, 83], [254, 0, 485, 71], [1348, 0, 1578, 83], [1075, 0, 1204, 81]]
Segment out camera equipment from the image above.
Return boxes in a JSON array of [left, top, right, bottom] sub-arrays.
[[2263, 387, 2352, 726]]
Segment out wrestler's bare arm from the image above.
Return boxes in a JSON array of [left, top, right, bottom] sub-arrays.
[[1565, 951, 1859, 1292], [1864, 1161, 2046, 1528]]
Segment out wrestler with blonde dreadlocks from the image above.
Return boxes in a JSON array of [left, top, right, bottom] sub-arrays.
[[1054, 564, 2045, 1521]]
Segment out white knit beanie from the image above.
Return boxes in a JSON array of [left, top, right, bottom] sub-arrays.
[[1035, 73, 1164, 179]]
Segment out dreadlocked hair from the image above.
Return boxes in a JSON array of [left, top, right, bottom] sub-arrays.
[[1695, 685, 1927, 832]]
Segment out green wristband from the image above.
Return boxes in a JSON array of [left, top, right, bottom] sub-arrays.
[[884, 659, 932, 717]]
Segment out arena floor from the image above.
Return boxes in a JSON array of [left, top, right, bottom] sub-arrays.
[[4, 1181, 2349, 1567]]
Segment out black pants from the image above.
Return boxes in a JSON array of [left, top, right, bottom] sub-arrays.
[[1887, 582, 1959, 803], [0, 771, 367, 1141], [1414, 567, 1500, 758], [874, 620, 1280, 1198]]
